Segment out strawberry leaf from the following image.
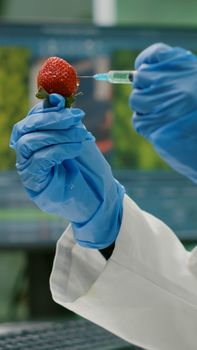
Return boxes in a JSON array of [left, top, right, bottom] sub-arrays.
[[36, 87, 49, 99], [65, 92, 83, 108]]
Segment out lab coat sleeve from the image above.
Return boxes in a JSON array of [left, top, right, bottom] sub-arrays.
[[50, 194, 197, 350]]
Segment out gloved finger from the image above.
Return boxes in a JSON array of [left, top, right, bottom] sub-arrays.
[[132, 69, 156, 89], [10, 107, 85, 147], [15, 126, 88, 164], [130, 88, 179, 116], [132, 94, 191, 131], [132, 111, 162, 137], [16, 141, 83, 174], [135, 43, 172, 69], [130, 85, 158, 114], [17, 169, 52, 193], [27, 93, 65, 115], [130, 82, 182, 115], [135, 44, 197, 71], [131, 84, 187, 137]]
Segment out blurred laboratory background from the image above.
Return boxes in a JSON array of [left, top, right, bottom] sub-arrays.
[[0, 0, 197, 325]]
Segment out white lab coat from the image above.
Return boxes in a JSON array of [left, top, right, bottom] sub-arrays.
[[50, 194, 197, 350]]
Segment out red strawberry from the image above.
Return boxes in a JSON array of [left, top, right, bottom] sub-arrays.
[[36, 56, 79, 107]]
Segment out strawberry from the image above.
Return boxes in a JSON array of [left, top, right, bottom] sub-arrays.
[[36, 56, 79, 107]]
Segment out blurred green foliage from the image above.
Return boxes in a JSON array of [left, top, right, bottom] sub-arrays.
[[0, 47, 29, 169], [111, 50, 169, 170]]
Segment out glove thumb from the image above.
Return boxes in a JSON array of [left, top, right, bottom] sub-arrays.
[[48, 93, 65, 108]]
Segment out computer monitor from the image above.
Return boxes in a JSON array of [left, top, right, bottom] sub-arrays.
[[1, 22, 197, 169], [0, 23, 196, 328], [0, 22, 197, 247]]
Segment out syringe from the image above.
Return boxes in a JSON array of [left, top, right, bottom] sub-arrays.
[[78, 70, 136, 84]]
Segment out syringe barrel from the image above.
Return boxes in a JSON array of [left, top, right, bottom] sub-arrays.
[[108, 70, 134, 84]]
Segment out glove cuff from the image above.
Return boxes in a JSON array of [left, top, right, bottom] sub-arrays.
[[72, 181, 125, 249]]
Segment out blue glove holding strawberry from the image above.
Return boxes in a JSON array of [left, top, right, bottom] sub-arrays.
[[10, 93, 124, 249]]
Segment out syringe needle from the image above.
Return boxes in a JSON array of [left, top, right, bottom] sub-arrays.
[[78, 75, 94, 78]]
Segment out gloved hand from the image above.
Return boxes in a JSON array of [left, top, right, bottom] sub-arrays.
[[130, 42, 197, 183], [10, 94, 124, 249]]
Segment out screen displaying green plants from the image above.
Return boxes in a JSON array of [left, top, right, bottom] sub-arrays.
[[0, 46, 170, 171], [111, 50, 169, 170], [0, 47, 30, 170]]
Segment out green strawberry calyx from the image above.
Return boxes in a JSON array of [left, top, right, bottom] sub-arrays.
[[36, 87, 83, 108]]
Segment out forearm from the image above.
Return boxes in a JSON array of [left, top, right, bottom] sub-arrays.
[[50, 194, 197, 350]]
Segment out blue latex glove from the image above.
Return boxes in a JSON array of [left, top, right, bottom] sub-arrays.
[[10, 94, 124, 249], [130, 43, 197, 183]]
